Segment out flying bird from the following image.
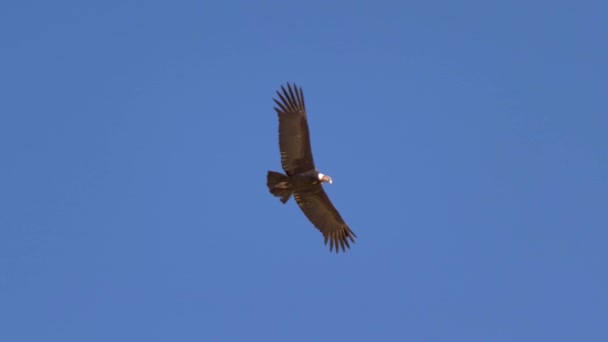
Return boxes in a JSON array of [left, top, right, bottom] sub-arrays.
[[266, 83, 356, 253]]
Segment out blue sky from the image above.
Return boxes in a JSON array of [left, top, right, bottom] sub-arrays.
[[1, 1, 606, 341]]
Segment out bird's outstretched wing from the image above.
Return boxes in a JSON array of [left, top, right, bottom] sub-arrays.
[[293, 185, 357, 253], [273, 83, 315, 175]]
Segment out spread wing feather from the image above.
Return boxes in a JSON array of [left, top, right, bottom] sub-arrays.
[[293, 186, 357, 253], [273, 83, 315, 175]]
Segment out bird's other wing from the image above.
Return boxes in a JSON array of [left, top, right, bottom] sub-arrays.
[[273, 83, 315, 175], [293, 186, 356, 253]]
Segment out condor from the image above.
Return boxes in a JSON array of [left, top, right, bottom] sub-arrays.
[[266, 83, 356, 253]]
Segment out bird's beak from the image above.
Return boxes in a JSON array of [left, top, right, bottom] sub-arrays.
[[324, 176, 333, 184]]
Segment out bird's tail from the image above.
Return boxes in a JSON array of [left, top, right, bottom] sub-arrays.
[[267, 171, 292, 204]]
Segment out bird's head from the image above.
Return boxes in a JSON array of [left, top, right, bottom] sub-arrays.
[[318, 172, 333, 184]]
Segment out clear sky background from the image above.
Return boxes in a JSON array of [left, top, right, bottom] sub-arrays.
[[1, 1, 606, 341]]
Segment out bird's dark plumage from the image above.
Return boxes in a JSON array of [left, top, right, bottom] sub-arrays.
[[273, 84, 314, 176], [267, 83, 356, 253]]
